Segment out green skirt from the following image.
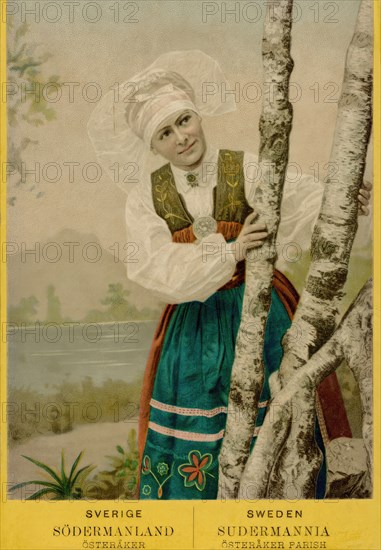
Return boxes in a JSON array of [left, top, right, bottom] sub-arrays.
[[139, 283, 300, 500]]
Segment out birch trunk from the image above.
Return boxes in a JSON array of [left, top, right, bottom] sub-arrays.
[[218, 0, 294, 499], [257, 0, 373, 499], [239, 279, 373, 499], [341, 281, 373, 484], [326, 438, 371, 498], [280, 0, 373, 384]]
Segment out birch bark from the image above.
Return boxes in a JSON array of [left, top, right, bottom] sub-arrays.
[[280, 0, 373, 384], [239, 279, 373, 499], [240, 0, 373, 499], [218, 0, 294, 499], [341, 281, 373, 485]]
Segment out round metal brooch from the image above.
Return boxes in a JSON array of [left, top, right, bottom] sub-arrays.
[[192, 216, 218, 240]]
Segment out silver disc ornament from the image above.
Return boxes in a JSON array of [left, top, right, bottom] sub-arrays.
[[192, 216, 218, 240]]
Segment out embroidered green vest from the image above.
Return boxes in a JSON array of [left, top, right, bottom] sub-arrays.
[[151, 150, 253, 234]]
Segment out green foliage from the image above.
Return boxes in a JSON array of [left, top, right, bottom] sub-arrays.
[[9, 451, 95, 500], [8, 377, 141, 445], [8, 295, 39, 324], [7, 16, 62, 128], [101, 283, 130, 307], [45, 285, 63, 323], [82, 282, 160, 322], [7, 16, 62, 203], [100, 283, 131, 322], [10, 430, 140, 500], [7, 387, 44, 442], [8, 285, 66, 324], [9, 282, 160, 324], [88, 430, 139, 500]]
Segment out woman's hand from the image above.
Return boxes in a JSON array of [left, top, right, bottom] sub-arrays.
[[234, 210, 268, 262], [358, 181, 372, 216], [232, 181, 370, 263]]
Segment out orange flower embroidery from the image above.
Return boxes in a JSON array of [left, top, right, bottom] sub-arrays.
[[178, 451, 213, 491]]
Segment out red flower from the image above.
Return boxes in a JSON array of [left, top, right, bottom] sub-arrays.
[[178, 451, 213, 491]]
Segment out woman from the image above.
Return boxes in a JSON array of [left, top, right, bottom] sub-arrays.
[[88, 51, 370, 500]]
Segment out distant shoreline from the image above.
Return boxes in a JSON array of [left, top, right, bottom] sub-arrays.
[[7, 318, 160, 329]]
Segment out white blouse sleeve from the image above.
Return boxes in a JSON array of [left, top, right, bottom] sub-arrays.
[[243, 151, 325, 250], [124, 184, 236, 304], [243, 151, 371, 272]]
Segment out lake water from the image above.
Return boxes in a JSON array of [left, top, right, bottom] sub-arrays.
[[7, 320, 158, 393]]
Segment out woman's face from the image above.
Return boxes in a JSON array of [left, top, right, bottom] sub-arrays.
[[151, 110, 206, 171]]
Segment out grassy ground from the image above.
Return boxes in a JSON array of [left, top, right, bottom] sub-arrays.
[[7, 420, 139, 500]]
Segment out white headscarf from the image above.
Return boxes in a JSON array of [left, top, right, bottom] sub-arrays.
[[87, 50, 236, 194]]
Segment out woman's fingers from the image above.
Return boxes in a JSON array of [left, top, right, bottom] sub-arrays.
[[242, 227, 267, 238], [358, 187, 370, 200], [357, 192, 369, 205], [358, 204, 369, 216], [244, 231, 268, 241], [245, 240, 265, 248], [358, 181, 372, 216], [235, 211, 269, 260], [362, 180, 372, 191], [242, 221, 267, 235], [359, 186, 371, 195], [244, 210, 259, 225]]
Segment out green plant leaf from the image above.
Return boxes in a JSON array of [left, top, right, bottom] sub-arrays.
[[15, 22, 30, 42], [105, 456, 124, 468], [10, 480, 62, 492], [75, 464, 96, 487], [26, 488, 60, 500], [71, 464, 95, 487], [67, 451, 84, 484], [21, 455, 61, 485], [130, 460, 138, 470], [116, 445, 124, 455], [128, 430, 137, 452], [126, 477, 137, 491], [61, 451, 68, 488], [16, 452, 95, 500]]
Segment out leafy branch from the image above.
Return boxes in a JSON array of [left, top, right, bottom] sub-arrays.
[[7, 15, 62, 204]]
